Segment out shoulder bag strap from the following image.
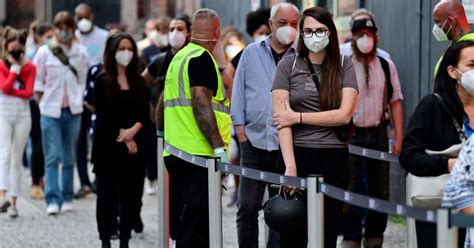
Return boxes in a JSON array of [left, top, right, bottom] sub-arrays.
[[305, 57, 320, 91], [434, 93, 467, 142], [49, 45, 78, 77]]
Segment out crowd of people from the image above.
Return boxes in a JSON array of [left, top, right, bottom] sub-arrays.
[[1, 0, 474, 247]]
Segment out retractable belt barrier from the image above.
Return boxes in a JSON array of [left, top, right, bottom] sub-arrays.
[[348, 144, 399, 163], [164, 142, 437, 223], [450, 212, 474, 228]]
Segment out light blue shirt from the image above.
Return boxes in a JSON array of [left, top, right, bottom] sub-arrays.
[[231, 35, 296, 151]]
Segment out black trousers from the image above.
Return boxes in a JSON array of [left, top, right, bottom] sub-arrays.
[[30, 100, 44, 185], [277, 146, 349, 248], [164, 155, 209, 248], [76, 109, 92, 188], [415, 220, 466, 248], [165, 156, 183, 240], [342, 125, 389, 242], [96, 161, 144, 241], [145, 121, 158, 181]]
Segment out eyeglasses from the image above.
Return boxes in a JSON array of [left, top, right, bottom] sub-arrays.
[[301, 28, 330, 38]]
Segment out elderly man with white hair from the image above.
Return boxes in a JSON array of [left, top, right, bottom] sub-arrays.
[[231, 2, 299, 248]]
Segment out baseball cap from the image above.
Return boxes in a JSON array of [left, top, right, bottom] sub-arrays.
[[351, 18, 378, 33]]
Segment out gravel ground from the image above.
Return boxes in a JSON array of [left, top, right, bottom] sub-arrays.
[[0, 168, 407, 248]]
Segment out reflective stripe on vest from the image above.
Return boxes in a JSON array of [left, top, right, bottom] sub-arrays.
[[164, 49, 230, 114]]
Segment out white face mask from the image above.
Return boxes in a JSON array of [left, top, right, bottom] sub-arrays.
[[115, 50, 133, 67], [304, 35, 329, 53], [77, 18, 93, 33], [432, 19, 451, 42], [149, 30, 169, 46], [356, 34, 375, 54], [254, 34, 267, 43], [456, 69, 474, 95], [275, 26, 297, 46], [225, 45, 242, 59], [169, 31, 186, 49]]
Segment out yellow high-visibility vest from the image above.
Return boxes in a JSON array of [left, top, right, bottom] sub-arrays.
[[163, 42, 231, 157]]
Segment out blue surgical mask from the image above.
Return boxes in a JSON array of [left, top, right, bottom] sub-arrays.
[[43, 38, 53, 46]]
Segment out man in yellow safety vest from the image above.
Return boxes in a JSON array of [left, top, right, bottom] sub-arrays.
[[163, 8, 231, 247]]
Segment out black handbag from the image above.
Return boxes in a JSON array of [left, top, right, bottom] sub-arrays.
[[305, 57, 353, 142]]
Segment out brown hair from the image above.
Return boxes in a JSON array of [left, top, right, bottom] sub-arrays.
[[297, 7, 342, 110], [2, 26, 28, 57], [155, 16, 171, 33], [53, 11, 76, 29]]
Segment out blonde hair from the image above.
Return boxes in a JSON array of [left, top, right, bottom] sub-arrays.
[[2, 26, 28, 57]]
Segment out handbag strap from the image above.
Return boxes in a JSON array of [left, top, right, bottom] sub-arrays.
[[433, 93, 467, 142], [305, 57, 321, 91]]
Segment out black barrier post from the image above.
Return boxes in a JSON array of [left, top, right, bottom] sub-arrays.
[[307, 175, 324, 248], [157, 137, 168, 248], [437, 208, 458, 247], [208, 158, 223, 248]]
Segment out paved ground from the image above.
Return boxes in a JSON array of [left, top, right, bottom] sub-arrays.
[[0, 168, 407, 248]]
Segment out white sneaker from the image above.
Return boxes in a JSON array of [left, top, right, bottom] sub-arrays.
[[61, 202, 73, 212], [146, 180, 156, 195], [46, 204, 59, 215], [7, 206, 18, 218]]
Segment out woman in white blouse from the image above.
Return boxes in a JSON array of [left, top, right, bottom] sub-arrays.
[[32, 11, 89, 215]]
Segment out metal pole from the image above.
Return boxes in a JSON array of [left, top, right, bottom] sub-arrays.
[[157, 137, 168, 248], [437, 209, 458, 248], [406, 174, 417, 248], [208, 158, 223, 248], [308, 175, 324, 248]]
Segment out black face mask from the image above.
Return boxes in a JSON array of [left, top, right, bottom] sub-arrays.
[[9, 50, 24, 61]]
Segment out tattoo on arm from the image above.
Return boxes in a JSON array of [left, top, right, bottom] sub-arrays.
[[191, 86, 224, 148]]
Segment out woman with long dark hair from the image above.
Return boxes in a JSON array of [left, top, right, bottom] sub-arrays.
[[92, 32, 149, 248], [271, 7, 358, 247], [400, 40, 474, 248]]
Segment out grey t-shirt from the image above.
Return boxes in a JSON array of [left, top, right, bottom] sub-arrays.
[[272, 55, 358, 148]]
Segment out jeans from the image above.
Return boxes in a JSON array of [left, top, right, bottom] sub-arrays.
[[342, 125, 389, 242], [0, 102, 31, 196], [76, 109, 92, 188], [236, 140, 280, 248], [41, 108, 81, 205]]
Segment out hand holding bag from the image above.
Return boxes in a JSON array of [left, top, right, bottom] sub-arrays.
[[409, 93, 467, 208]]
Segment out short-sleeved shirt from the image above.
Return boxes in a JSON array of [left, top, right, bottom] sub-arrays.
[[188, 51, 218, 96], [442, 136, 474, 248], [352, 57, 404, 128], [272, 55, 358, 148]]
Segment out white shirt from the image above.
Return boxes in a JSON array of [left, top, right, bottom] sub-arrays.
[[75, 26, 108, 65], [352, 57, 404, 127], [33, 43, 89, 118], [339, 42, 392, 60]]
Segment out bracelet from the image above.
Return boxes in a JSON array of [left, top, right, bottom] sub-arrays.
[[300, 112, 302, 124]]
